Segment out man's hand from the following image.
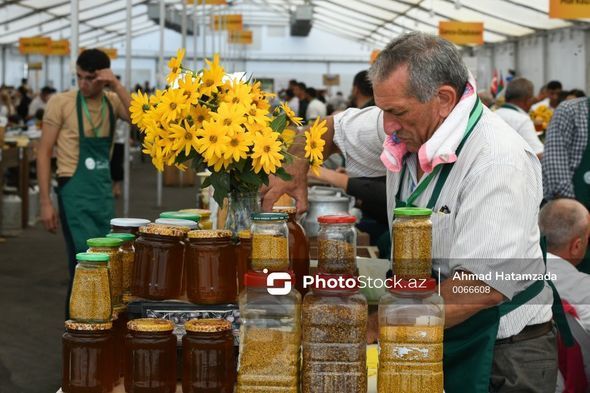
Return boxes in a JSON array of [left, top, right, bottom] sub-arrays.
[[260, 157, 309, 213], [94, 68, 119, 88], [40, 201, 58, 233]]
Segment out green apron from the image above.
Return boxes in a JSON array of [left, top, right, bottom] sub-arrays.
[[58, 91, 115, 254], [394, 97, 572, 392], [572, 98, 590, 273]]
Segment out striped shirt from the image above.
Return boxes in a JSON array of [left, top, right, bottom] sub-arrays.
[[334, 106, 553, 339]]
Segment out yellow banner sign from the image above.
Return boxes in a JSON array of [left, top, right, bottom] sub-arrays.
[[49, 39, 70, 56], [99, 48, 118, 59], [438, 21, 484, 45], [549, 0, 590, 19], [187, 0, 227, 4], [19, 37, 51, 55], [323, 74, 340, 86], [228, 30, 252, 45], [212, 14, 243, 31], [28, 62, 43, 71]]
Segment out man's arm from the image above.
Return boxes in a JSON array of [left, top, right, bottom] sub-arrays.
[[95, 69, 131, 122], [37, 122, 60, 233]]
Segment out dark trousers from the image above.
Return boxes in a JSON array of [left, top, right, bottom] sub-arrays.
[[110, 143, 124, 182], [57, 180, 77, 319], [490, 327, 558, 392]]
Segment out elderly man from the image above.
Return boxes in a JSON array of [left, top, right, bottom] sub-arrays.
[[262, 33, 557, 392], [496, 77, 544, 159]]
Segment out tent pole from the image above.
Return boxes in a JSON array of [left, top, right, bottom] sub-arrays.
[[123, 0, 132, 217], [70, 0, 78, 88], [157, 0, 165, 208]]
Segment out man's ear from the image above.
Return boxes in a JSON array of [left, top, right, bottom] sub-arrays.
[[437, 85, 458, 118]]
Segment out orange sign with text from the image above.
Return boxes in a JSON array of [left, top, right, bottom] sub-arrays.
[[438, 21, 484, 45], [228, 30, 252, 45], [549, 0, 590, 19], [19, 37, 51, 55], [212, 14, 243, 31], [49, 39, 70, 56]]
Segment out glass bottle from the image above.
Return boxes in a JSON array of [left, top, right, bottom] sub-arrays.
[[250, 212, 289, 272], [274, 206, 310, 295], [392, 207, 433, 280], [317, 215, 357, 275], [69, 252, 112, 323]]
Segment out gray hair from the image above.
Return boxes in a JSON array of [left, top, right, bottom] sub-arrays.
[[505, 77, 534, 102], [539, 199, 589, 250], [368, 32, 469, 103]]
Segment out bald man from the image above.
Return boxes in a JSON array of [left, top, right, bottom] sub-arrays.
[[540, 199, 590, 331]]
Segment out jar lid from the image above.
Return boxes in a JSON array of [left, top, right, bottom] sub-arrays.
[[238, 229, 251, 239], [393, 207, 432, 217], [317, 215, 356, 224], [127, 318, 175, 332], [312, 273, 360, 292], [159, 211, 201, 222], [110, 218, 151, 227], [179, 208, 211, 219], [139, 223, 187, 237], [244, 270, 294, 288], [187, 229, 232, 239], [251, 212, 288, 221], [106, 233, 135, 241], [272, 206, 296, 214], [87, 237, 123, 248], [155, 218, 199, 230], [76, 252, 109, 263], [388, 278, 437, 293], [185, 318, 232, 333], [65, 320, 112, 331]]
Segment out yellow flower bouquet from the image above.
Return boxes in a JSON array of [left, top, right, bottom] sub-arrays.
[[130, 49, 326, 207], [530, 105, 553, 132]]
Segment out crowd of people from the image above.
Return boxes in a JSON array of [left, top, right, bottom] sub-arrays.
[[0, 79, 57, 127]]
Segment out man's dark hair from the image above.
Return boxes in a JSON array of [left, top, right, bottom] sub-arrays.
[[76, 49, 110, 73], [306, 87, 317, 98], [567, 89, 586, 98], [297, 82, 307, 90], [547, 80, 562, 91], [286, 89, 295, 100], [353, 70, 373, 97]]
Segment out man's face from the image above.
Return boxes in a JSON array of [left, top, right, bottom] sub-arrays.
[[548, 88, 561, 108], [374, 65, 445, 153], [76, 66, 105, 98]]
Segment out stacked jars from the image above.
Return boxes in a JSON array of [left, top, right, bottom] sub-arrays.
[[87, 237, 124, 306], [237, 271, 301, 392], [179, 208, 213, 229], [378, 207, 443, 393], [302, 274, 368, 393]]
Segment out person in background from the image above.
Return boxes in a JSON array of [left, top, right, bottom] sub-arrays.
[[567, 89, 586, 100], [327, 91, 346, 115], [351, 70, 375, 109], [16, 78, 32, 121], [110, 75, 127, 198], [28, 86, 55, 119], [285, 88, 299, 116], [477, 89, 495, 108], [532, 80, 562, 111], [495, 78, 544, 159], [0, 89, 16, 119], [305, 87, 327, 121], [293, 82, 308, 122], [37, 49, 131, 317]]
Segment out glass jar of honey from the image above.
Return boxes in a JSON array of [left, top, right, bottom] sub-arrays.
[[125, 318, 177, 393], [106, 232, 135, 300], [69, 253, 112, 323], [274, 206, 310, 295], [185, 230, 237, 304], [62, 320, 114, 393], [182, 318, 236, 393], [392, 207, 433, 279], [133, 224, 186, 300], [236, 230, 252, 293], [250, 213, 289, 272], [110, 217, 151, 236], [87, 237, 124, 306]]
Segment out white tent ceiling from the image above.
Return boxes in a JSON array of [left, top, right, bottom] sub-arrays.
[[0, 0, 587, 49]]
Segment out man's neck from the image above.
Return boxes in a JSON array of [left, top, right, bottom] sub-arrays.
[[356, 95, 371, 108], [84, 91, 104, 101], [506, 100, 525, 111], [548, 248, 576, 266]]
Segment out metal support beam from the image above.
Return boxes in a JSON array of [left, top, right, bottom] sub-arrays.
[[157, 0, 164, 208], [202, 0, 207, 65], [123, 0, 132, 217], [70, 0, 79, 88], [181, 0, 187, 49], [1, 45, 6, 86]]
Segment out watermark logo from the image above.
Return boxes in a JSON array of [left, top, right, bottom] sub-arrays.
[[265, 269, 292, 296]]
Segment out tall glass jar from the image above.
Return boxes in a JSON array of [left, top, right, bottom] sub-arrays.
[[302, 274, 368, 393], [185, 229, 237, 304], [125, 318, 177, 393], [180, 208, 213, 229], [62, 320, 114, 393], [110, 218, 151, 236], [317, 215, 357, 275], [133, 224, 186, 300], [392, 207, 433, 280], [106, 232, 135, 300], [237, 271, 301, 392], [250, 212, 290, 272], [87, 237, 124, 306], [274, 206, 310, 295], [69, 252, 112, 323], [236, 230, 252, 293], [378, 278, 444, 393], [182, 318, 236, 393]]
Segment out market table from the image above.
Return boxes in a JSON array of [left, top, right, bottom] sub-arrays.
[[0, 141, 36, 230]]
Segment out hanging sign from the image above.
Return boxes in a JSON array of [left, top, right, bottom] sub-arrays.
[[187, 0, 227, 4], [28, 62, 43, 71], [49, 39, 70, 56], [228, 30, 252, 45], [549, 0, 590, 19], [370, 49, 381, 64], [323, 74, 340, 86], [19, 36, 51, 55], [438, 21, 484, 45], [212, 14, 243, 31]]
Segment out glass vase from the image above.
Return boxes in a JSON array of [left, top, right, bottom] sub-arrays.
[[225, 191, 260, 235]]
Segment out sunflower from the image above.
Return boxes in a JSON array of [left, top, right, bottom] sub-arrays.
[[222, 81, 253, 110], [156, 88, 189, 123], [200, 54, 225, 97], [189, 104, 211, 127], [150, 89, 165, 106], [309, 159, 322, 176], [178, 73, 201, 105], [279, 102, 302, 127], [246, 104, 271, 127], [210, 102, 247, 135], [224, 129, 253, 162], [251, 130, 284, 174], [129, 90, 151, 129], [166, 48, 186, 85], [280, 128, 296, 148], [196, 119, 230, 163], [304, 117, 327, 163], [168, 120, 200, 157]]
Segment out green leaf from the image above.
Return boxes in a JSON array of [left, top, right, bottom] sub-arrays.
[[191, 156, 206, 173], [235, 158, 247, 173], [239, 170, 263, 186], [260, 172, 269, 186], [275, 167, 292, 182], [209, 172, 230, 207], [270, 113, 287, 133], [201, 176, 212, 189]]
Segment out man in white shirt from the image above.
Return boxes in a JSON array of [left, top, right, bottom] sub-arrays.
[[305, 87, 326, 121], [531, 80, 562, 112], [496, 78, 544, 159], [28, 86, 55, 119], [540, 199, 590, 331], [262, 32, 556, 393]]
